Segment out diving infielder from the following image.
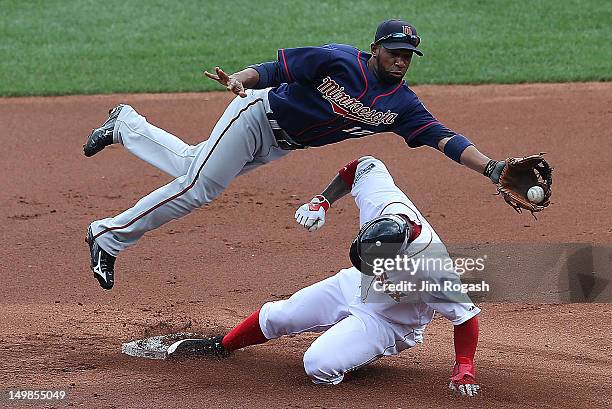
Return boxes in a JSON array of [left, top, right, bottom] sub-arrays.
[[84, 19, 507, 289], [185, 156, 481, 396]]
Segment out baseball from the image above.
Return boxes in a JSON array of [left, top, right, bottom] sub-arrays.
[[527, 186, 545, 204]]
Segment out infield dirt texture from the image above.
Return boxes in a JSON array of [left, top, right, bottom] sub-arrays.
[[1, 82, 611, 408], [2, 0, 611, 407]]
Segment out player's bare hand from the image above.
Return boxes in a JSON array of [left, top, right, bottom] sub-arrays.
[[295, 195, 330, 232], [204, 67, 247, 98]]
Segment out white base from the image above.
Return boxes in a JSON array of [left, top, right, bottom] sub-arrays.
[[121, 333, 200, 360]]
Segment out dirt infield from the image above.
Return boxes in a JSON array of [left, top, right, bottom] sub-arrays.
[[1, 83, 611, 408]]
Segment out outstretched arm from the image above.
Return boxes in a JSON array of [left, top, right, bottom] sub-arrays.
[[438, 137, 489, 173], [205, 46, 335, 98], [396, 101, 506, 183], [437, 137, 505, 182]]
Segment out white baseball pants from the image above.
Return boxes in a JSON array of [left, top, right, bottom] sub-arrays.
[[259, 268, 422, 385]]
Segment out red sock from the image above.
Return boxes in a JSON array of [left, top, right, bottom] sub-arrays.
[[454, 315, 479, 361], [222, 309, 268, 352]]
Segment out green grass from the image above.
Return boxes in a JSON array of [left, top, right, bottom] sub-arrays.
[[0, 0, 610, 96]]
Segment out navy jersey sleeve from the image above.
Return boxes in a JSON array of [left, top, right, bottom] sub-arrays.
[[250, 46, 334, 88], [249, 61, 285, 89], [279, 45, 335, 85], [393, 101, 456, 149]]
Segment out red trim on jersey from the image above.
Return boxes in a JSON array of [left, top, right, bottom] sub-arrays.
[[295, 116, 341, 137], [338, 159, 359, 187], [222, 309, 268, 352], [281, 49, 293, 82], [379, 202, 422, 241], [92, 99, 264, 241], [454, 315, 479, 361], [356, 51, 369, 99], [409, 120, 440, 138], [302, 79, 404, 143], [408, 222, 421, 241], [294, 51, 369, 138], [369, 81, 403, 107]]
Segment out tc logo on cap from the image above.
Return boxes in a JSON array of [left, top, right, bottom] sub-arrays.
[[402, 25, 413, 36]]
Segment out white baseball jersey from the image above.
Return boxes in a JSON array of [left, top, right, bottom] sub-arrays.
[[259, 156, 480, 385], [350, 156, 480, 327]]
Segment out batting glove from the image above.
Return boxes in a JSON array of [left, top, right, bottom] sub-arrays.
[[295, 195, 330, 232], [448, 358, 480, 397]]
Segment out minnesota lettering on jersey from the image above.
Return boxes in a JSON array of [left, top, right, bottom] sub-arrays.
[[317, 77, 398, 126]]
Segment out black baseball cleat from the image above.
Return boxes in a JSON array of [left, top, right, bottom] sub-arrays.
[[86, 226, 116, 290], [166, 335, 230, 359], [83, 104, 125, 157]]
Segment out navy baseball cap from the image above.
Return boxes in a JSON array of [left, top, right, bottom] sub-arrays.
[[374, 19, 423, 56]]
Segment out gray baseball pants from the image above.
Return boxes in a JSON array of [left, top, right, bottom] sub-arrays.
[[91, 89, 289, 256]]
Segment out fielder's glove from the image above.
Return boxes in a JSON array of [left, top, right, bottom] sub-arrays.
[[295, 195, 330, 232], [483, 153, 553, 216], [448, 358, 480, 397]]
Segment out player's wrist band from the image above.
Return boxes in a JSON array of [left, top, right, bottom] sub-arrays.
[[443, 134, 472, 163], [483, 159, 498, 177], [313, 195, 330, 211], [338, 159, 359, 188]]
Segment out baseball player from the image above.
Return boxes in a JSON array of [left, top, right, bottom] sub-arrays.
[[178, 156, 481, 396], [84, 19, 507, 289]]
